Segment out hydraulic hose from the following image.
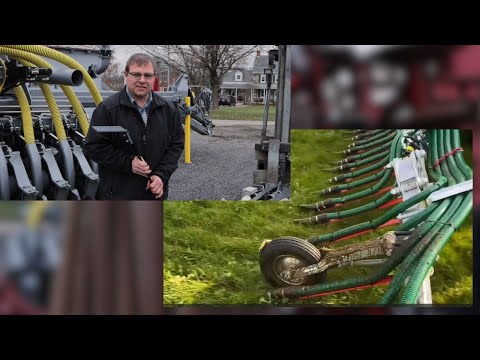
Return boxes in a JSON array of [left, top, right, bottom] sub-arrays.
[[381, 130, 454, 304], [348, 130, 395, 147], [0, 46, 92, 136], [329, 155, 390, 183], [12, 85, 34, 144], [26, 202, 51, 229], [296, 190, 397, 224], [307, 176, 447, 245], [331, 150, 390, 172], [304, 132, 402, 210], [353, 129, 386, 138], [314, 169, 389, 196], [2, 45, 102, 106], [401, 192, 471, 303], [382, 129, 470, 304], [343, 132, 396, 154], [338, 140, 394, 164], [12, 84, 44, 196], [399, 129, 472, 303], [0, 51, 67, 141], [0, 47, 80, 187]]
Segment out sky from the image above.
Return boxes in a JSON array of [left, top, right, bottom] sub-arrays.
[[111, 45, 275, 73]]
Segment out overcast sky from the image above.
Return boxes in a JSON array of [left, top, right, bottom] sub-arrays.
[[112, 45, 275, 72]]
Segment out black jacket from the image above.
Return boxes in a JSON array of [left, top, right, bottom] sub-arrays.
[[84, 87, 185, 200]]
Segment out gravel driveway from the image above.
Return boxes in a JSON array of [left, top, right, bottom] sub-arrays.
[[168, 120, 274, 200]]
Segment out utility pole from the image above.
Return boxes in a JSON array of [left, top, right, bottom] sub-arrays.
[[167, 45, 170, 89]]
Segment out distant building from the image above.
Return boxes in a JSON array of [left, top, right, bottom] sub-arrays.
[[220, 50, 278, 104], [154, 61, 181, 91]]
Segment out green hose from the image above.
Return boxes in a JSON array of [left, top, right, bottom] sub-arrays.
[[383, 129, 471, 304], [399, 129, 472, 303], [338, 140, 394, 164], [303, 132, 402, 210], [330, 155, 390, 183], [315, 169, 389, 196], [349, 130, 395, 147], [307, 176, 447, 245], [332, 150, 390, 172], [343, 132, 396, 154]]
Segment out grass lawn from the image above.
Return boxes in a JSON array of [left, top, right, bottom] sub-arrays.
[[209, 104, 276, 121], [164, 130, 473, 305], [0, 203, 23, 220]]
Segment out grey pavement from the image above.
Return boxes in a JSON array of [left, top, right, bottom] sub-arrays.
[[168, 120, 274, 200]]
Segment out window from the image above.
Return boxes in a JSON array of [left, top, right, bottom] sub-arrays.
[[273, 74, 278, 83], [260, 74, 266, 83], [159, 71, 168, 83], [235, 71, 243, 81]]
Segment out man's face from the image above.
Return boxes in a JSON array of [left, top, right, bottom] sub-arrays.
[[124, 63, 155, 100]]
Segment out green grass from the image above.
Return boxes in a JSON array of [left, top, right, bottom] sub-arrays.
[[0, 203, 23, 219], [164, 130, 473, 305], [209, 104, 276, 121]]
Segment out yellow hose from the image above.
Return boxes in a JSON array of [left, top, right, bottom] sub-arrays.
[[59, 85, 90, 135], [2, 45, 103, 105], [0, 46, 90, 136], [26, 201, 51, 228], [12, 85, 35, 144], [1, 55, 67, 141]]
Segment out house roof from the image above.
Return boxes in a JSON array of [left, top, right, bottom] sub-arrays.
[[222, 69, 253, 82], [252, 55, 278, 74]]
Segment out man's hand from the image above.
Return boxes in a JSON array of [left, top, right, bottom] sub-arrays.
[[146, 175, 164, 199], [132, 156, 151, 177]]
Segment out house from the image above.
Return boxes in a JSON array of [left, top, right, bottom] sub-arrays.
[[219, 68, 253, 103], [251, 50, 279, 103], [154, 61, 181, 91], [220, 50, 278, 104]]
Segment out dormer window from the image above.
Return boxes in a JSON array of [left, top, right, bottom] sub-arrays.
[[235, 71, 243, 81]]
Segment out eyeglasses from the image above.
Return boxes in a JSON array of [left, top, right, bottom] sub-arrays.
[[127, 72, 156, 80]]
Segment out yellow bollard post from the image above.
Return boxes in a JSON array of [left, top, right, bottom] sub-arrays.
[[184, 96, 191, 163]]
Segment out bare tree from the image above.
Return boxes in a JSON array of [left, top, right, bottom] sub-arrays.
[[139, 45, 258, 109], [101, 59, 124, 91]]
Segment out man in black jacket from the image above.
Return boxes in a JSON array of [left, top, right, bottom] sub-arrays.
[[85, 53, 185, 200]]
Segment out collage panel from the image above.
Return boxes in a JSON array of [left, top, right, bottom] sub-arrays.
[[0, 45, 288, 201], [0, 201, 164, 314], [0, 201, 164, 315], [163, 129, 473, 307]]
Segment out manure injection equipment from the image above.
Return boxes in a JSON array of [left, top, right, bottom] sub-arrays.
[[259, 129, 472, 304], [0, 45, 213, 200]]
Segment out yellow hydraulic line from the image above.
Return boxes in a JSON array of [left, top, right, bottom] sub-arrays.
[[12, 85, 35, 144], [26, 201, 51, 229], [0, 46, 90, 136], [184, 96, 191, 164], [2, 45, 103, 106], [59, 85, 90, 135], [2, 55, 67, 140]]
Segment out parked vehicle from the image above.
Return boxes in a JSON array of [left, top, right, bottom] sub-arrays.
[[219, 94, 236, 106]]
